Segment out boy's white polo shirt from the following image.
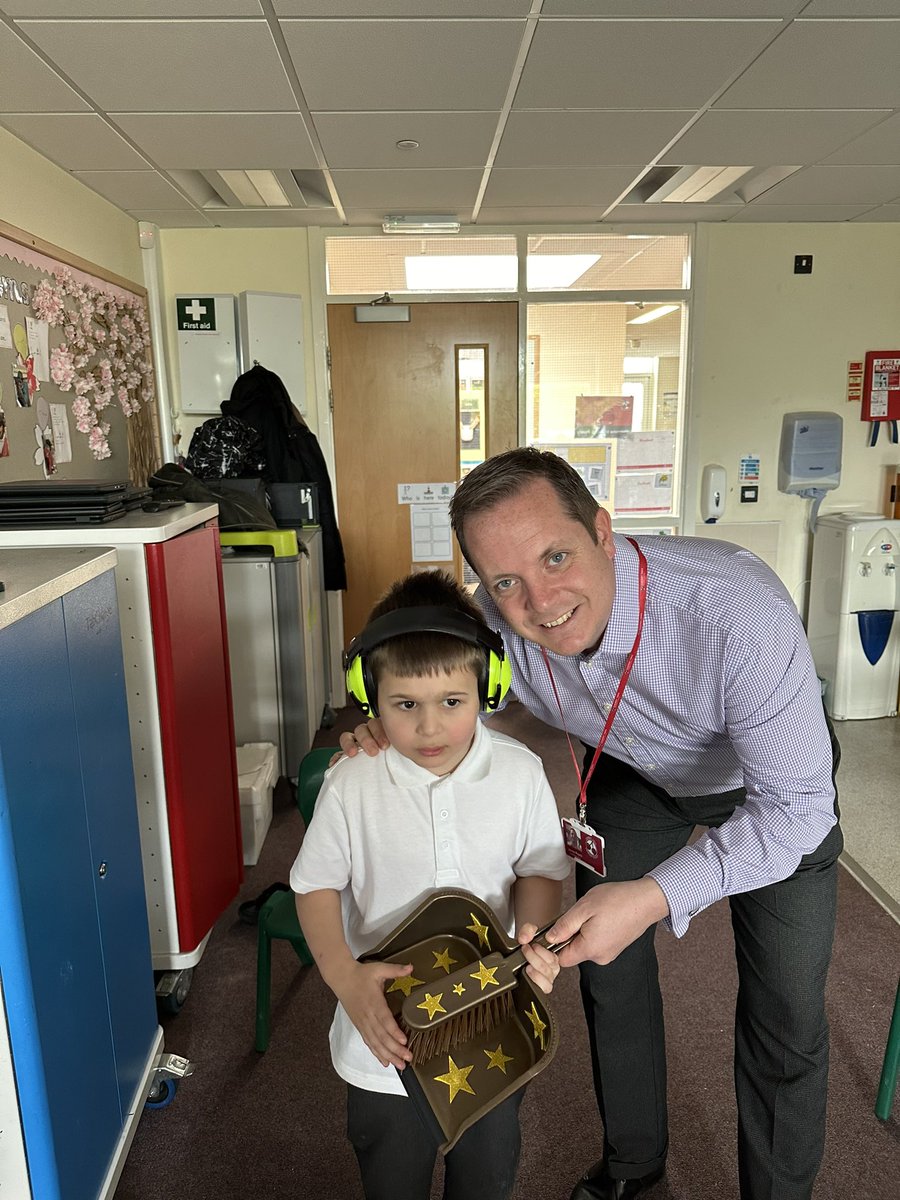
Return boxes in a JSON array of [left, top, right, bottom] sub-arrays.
[[290, 721, 569, 1095]]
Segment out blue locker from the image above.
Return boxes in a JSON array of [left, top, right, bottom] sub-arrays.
[[0, 560, 159, 1199]]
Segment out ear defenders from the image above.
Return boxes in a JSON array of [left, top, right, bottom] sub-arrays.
[[343, 605, 512, 718]]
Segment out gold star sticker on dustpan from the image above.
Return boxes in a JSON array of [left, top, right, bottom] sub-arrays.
[[434, 1056, 476, 1103], [525, 1001, 547, 1051], [417, 992, 447, 1021], [453, 983, 465, 995], [432, 947, 459, 974], [484, 1044, 515, 1074], [469, 961, 501, 990], [386, 973, 424, 997], [466, 912, 491, 950]]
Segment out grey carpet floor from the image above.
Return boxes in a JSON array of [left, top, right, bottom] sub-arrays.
[[115, 704, 900, 1199]]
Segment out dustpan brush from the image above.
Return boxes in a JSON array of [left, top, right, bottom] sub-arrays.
[[399, 927, 562, 1066]]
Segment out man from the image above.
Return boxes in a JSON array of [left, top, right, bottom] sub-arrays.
[[344, 448, 841, 1200]]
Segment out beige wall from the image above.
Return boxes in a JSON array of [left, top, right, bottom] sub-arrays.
[[0, 126, 141, 284], [158, 228, 316, 454], [691, 222, 900, 607]]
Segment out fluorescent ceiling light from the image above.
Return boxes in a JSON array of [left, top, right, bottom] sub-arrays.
[[527, 254, 601, 289], [627, 304, 679, 325], [383, 215, 461, 234], [405, 255, 517, 290], [216, 169, 289, 208], [646, 165, 751, 204]]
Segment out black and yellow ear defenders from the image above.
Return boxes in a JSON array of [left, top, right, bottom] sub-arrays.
[[343, 605, 512, 718]]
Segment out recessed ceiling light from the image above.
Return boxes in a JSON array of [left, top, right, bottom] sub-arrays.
[[396, 139, 420, 150]]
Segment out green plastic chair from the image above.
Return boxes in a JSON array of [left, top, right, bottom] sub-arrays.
[[254, 746, 337, 1052], [875, 977, 900, 1120]]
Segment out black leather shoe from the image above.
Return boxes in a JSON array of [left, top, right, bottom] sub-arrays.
[[569, 1159, 665, 1200]]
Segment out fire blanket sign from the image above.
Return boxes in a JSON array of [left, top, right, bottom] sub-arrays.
[[862, 350, 900, 422]]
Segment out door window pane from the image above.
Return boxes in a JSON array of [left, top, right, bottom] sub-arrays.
[[526, 302, 685, 519], [526, 233, 690, 291]]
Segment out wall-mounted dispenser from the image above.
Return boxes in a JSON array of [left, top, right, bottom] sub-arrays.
[[778, 411, 843, 531], [701, 464, 727, 523]]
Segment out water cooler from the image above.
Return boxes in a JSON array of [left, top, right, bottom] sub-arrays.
[[807, 513, 900, 719]]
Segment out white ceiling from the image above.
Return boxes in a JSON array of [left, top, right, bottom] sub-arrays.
[[3, 2, 900, 228]]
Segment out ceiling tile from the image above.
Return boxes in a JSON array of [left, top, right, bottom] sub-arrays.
[[207, 208, 344, 227], [542, 2, 796, 12], [751, 164, 900, 205], [661, 109, 891, 167], [476, 206, 616, 223], [330, 168, 482, 209], [515, 20, 780, 109], [851, 203, 900, 221], [18, 19, 297, 112], [0, 24, 88, 112], [483, 166, 641, 208], [129, 209, 215, 228], [275, 1, 531, 11], [0, 114, 149, 170], [113, 113, 317, 170], [728, 203, 878, 221], [606, 203, 739, 222], [312, 112, 500, 169], [7, 3, 260, 12], [280, 19, 523, 110], [718, 21, 900, 108], [802, 2, 900, 13], [821, 111, 900, 165], [496, 110, 692, 168], [73, 170, 197, 210]]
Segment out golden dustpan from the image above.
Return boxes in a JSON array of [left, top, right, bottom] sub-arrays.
[[361, 888, 560, 1153]]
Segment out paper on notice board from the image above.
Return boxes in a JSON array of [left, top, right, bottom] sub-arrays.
[[25, 317, 50, 382], [614, 472, 673, 514], [615, 430, 675, 470], [50, 403, 72, 463], [0, 305, 11, 350], [410, 502, 454, 563]]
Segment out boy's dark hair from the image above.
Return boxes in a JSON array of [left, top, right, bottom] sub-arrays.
[[450, 447, 600, 568], [366, 570, 487, 690]]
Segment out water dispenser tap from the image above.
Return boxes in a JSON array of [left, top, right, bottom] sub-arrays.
[[859, 561, 872, 576], [884, 562, 896, 574]]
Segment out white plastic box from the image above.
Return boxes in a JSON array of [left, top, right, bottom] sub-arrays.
[[237, 742, 277, 866]]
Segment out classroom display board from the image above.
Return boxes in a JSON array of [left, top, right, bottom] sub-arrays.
[[0, 224, 159, 485]]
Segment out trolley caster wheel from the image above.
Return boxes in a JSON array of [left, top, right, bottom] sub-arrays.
[[145, 1078, 177, 1110], [155, 967, 194, 1015]]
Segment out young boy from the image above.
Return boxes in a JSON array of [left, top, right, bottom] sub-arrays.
[[291, 570, 569, 1200]]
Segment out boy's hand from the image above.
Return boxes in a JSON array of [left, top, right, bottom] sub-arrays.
[[517, 922, 562, 995], [337, 718, 389, 760], [331, 960, 414, 1069]]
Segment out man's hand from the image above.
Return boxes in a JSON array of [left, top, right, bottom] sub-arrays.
[[330, 959, 415, 1070], [517, 922, 561, 995], [546, 878, 669, 968], [336, 717, 390, 762]]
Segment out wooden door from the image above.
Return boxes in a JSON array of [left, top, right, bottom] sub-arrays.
[[328, 302, 518, 643]]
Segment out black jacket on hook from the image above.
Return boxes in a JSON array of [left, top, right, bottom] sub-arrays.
[[222, 364, 347, 591]]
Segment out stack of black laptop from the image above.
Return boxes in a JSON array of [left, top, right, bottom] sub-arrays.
[[0, 480, 151, 528]]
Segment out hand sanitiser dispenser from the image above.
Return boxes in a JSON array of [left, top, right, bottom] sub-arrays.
[[778, 411, 843, 530]]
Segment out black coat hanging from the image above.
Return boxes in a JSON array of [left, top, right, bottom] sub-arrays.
[[222, 364, 347, 591]]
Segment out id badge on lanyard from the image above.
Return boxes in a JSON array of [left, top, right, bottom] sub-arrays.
[[543, 539, 648, 879]]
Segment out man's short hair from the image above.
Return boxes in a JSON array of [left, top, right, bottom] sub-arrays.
[[450, 447, 600, 567], [366, 570, 486, 689]]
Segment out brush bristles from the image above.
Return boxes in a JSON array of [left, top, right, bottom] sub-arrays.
[[402, 991, 515, 1066]]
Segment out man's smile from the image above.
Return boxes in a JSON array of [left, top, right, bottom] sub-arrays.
[[541, 609, 575, 629]]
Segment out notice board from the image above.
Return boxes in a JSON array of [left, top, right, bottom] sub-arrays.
[[0, 220, 160, 486]]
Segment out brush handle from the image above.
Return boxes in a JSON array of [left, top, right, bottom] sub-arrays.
[[400, 922, 569, 1033]]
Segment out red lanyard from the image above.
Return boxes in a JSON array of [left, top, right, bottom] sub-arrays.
[[540, 538, 647, 823]]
